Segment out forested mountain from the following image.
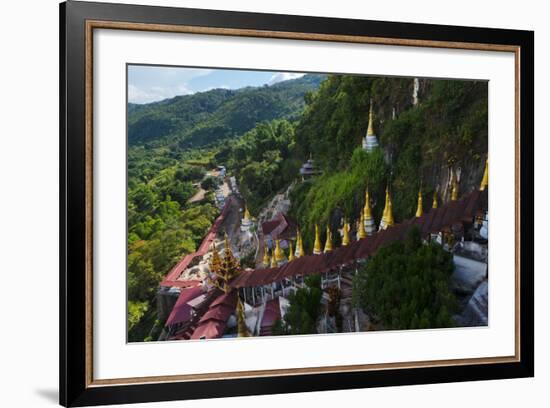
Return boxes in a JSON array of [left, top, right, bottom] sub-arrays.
[[128, 74, 325, 148]]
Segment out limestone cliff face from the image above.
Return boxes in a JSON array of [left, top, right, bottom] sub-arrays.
[[425, 157, 487, 205]]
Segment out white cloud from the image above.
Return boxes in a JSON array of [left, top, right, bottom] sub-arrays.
[[128, 83, 192, 104], [267, 72, 305, 85]]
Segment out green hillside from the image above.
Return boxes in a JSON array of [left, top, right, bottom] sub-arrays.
[[128, 74, 325, 148]]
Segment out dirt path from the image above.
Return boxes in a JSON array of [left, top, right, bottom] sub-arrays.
[[187, 188, 206, 203]]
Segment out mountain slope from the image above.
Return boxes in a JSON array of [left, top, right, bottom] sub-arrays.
[[128, 74, 324, 148]]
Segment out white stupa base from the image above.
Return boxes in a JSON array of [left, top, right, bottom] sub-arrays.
[[364, 218, 376, 235], [362, 135, 379, 152]]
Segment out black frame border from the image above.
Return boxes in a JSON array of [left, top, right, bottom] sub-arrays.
[[60, 1, 534, 406]]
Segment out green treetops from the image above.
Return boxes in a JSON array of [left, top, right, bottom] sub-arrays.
[[352, 227, 457, 330], [272, 274, 323, 335]]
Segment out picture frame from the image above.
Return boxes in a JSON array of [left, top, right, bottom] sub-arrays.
[[60, 1, 534, 406]]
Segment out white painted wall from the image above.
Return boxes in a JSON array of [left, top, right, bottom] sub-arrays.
[[0, 0, 547, 407]]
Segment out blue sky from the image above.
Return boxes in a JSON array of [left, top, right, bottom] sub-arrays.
[[128, 65, 306, 104]]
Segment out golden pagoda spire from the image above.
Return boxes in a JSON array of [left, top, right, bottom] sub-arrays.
[[387, 194, 395, 226], [236, 298, 250, 337], [379, 186, 394, 230], [296, 230, 305, 257], [324, 226, 333, 253], [313, 224, 322, 254], [480, 158, 489, 191], [209, 244, 222, 276], [243, 205, 251, 220], [451, 178, 459, 201], [342, 221, 350, 246], [415, 189, 423, 218], [274, 239, 285, 263], [215, 234, 240, 293], [358, 212, 367, 239], [367, 100, 375, 136], [432, 191, 438, 209], [363, 187, 373, 219], [262, 245, 270, 266], [288, 241, 295, 261], [270, 253, 277, 268]]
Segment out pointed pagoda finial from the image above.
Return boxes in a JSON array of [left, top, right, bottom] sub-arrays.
[[387, 194, 395, 226], [416, 189, 423, 218], [358, 212, 367, 239], [236, 298, 251, 337], [274, 239, 285, 263], [324, 226, 333, 253], [243, 205, 251, 220], [223, 233, 234, 258], [262, 244, 270, 266], [379, 185, 395, 230], [313, 224, 322, 255], [432, 191, 438, 209], [367, 99, 375, 136], [363, 187, 376, 235], [342, 221, 350, 246], [480, 158, 488, 191], [270, 253, 277, 268], [288, 240, 295, 261], [451, 176, 459, 201], [295, 230, 305, 258], [363, 187, 373, 219]]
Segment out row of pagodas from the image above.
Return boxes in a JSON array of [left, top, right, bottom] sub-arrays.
[[258, 157, 488, 267]]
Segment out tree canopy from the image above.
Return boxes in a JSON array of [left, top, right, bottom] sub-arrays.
[[272, 274, 323, 335], [352, 227, 457, 330]]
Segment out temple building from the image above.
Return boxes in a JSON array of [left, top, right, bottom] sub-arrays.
[[299, 155, 321, 181], [362, 101, 379, 152], [378, 187, 395, 230], [240, 205, 253, 232], [261, 213, 297, 253], [363, 188, 376, 235]]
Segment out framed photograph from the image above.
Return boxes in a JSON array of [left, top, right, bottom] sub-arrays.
[[60, 1, 534, 406]]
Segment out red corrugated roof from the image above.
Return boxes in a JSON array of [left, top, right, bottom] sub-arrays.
[[260, 298, 281, 333], [190, 320, 227, 340], [165, 286, 205, 326], [261, 213, 297, 240], [188, 291, 237, 340]]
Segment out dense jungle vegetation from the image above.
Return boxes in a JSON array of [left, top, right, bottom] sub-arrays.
[[127, 72, 487, 339]]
